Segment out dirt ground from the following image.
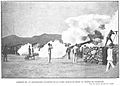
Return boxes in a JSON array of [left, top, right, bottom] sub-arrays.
[[2, 54, 119, 78]]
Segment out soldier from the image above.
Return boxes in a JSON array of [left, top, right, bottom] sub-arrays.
[[105, 43, 115, 72], [28, 45, 31, 57], [105, 30, 115, 46], [73, 44, 78, 63], [48, 43, 53, 63], [3, 45, 8, 62], [66, 47, 71, 59], [32, 45, 35, 60]]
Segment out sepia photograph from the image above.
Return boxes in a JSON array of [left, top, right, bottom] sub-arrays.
[[1, 1, 119, 79]]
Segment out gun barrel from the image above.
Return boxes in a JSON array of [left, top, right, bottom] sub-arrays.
[[69, 40, 93, 48]]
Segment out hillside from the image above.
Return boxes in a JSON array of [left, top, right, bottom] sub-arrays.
[[2, 33, 62, 47]]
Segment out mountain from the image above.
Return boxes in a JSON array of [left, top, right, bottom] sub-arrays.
[[2, 33, 62, 47]]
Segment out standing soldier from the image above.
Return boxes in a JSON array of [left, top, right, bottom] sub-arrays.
[[3, 45, 8, 62], [48, 43, 53, 63], [79, 46, 83, 58], [32, 45, 35, 60], [28, 45, 31, 58], [73, 44, 78, 63], [66, 47, 71, 59], [14, 47, 17, 55], [105, 43, 115, 72]]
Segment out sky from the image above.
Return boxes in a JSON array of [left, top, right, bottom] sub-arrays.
[[1, 1, 118, 37]]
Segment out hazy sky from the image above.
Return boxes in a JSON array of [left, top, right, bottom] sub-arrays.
[[1, 1, 118, 37]]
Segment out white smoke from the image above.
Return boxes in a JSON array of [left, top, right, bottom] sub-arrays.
[[62, 12, 118, 46], [38, 40, 67, 58], [104, 11, 118, 45], [17, 43, 32, 55], [107, 11, 118, 31], [17, 41, 67, 58], [18, 11, 118, 58]]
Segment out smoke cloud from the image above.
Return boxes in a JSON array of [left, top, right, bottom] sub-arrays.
[[104, 11, 118, 45], [62, 12, 118, 46], [18, 11, 118, 58], [18, 40, 67, 58], [17, 43, 32, 55], [38, 40, 67, 58]]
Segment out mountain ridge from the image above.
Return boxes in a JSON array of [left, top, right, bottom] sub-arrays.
[[2, 33, 62, 47]]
